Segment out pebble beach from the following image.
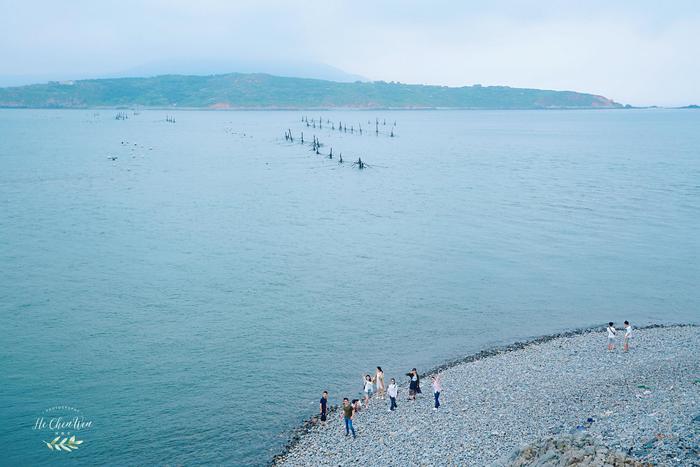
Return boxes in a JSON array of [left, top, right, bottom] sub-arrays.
[[273, 325, 699, 466]]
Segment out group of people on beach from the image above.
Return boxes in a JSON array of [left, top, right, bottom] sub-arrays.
[[319, 367, 443, 439], [317, 322, 634, 439], [606, 320, 633, 352]]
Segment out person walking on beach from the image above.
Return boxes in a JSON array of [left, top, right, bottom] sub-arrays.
[[407, 369, 418, 400], [319, 391, 328, 425], [623, 320, 632, 352], [431, 374, 442, 410], [363, 374, 374, 408], [375, 367, 385, 399], [387, 378, 398, 411], [607, 322, 617, 351], [342, 398, 356, 439]]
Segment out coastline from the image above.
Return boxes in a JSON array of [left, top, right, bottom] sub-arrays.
[[0, 105, 636, 111], [271, 323, 699, 466]]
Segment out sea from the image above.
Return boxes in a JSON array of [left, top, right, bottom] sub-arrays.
[[1, 108, 698, 465]]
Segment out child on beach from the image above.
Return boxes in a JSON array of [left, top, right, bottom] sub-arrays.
[[341, 398, 356, 439], [431, 374, 442, 410], [407, 369, 418, 400], [363, 374, 374, 408], [607, 322, 617, 351], [319, 391, 328, 425], [375, 367, 385, 399], [387, 378, 398, 411], [623, 320, 632, 352]]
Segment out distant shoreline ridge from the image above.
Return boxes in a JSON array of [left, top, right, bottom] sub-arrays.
[[0, 105, 637, 111], [0, 72, 624, 109]]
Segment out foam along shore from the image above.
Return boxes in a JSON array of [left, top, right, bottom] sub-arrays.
[[273, 325, 699, 466]]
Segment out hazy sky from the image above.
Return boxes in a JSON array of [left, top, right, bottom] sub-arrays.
[[1, 0, 699, 106]]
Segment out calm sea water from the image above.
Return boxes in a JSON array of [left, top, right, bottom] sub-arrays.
[[1, 108, 698, 465]]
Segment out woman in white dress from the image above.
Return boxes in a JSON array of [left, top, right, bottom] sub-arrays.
[[623, 320, 632, 352], [375, 367, 385, 399]]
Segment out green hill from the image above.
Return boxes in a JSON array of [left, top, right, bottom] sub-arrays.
[[0, 73, 622, 109]]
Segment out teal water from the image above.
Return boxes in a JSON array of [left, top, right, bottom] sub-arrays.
[[1, 109, 698, 465]]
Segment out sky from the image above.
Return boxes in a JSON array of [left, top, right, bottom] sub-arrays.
[[1, 0, 698, 106]]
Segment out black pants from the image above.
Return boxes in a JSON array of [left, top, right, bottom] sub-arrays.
[[389, 396, 397, 410]]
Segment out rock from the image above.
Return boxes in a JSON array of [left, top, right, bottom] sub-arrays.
[[508, 434, 645, 466]]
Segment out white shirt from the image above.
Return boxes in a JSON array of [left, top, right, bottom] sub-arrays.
[[625, 325, 632, 338], [607, 326, 616, 338], [364, 380, 373, 392], [387, 383, 398, 398]]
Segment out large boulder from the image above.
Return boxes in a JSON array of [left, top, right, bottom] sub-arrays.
[[508, 434, 647, 467]]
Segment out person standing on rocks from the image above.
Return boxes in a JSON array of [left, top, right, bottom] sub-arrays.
[[319, 391, 329, 425], [342, 398, 356, 439], [607, 322, 617, 351], [431, 374, 442, 410], [363, 374, 374, 408], [407, 369, 418, 400], [623, 320, 632, 352], [387, 378, 398, 411], [375, 367, 385, 399]]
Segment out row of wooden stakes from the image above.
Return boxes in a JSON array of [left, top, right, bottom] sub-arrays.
[[284, 130, 368, 169]]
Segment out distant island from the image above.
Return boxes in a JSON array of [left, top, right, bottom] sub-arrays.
[[0, 73, 623, 110]]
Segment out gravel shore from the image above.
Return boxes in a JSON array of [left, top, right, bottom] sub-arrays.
[[274, 325, 699, 466]]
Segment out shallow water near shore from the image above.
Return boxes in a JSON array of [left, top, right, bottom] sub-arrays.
[[1, 108, 698, 465]]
